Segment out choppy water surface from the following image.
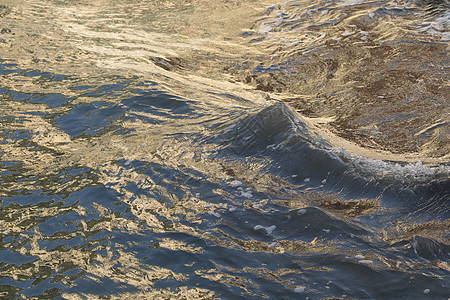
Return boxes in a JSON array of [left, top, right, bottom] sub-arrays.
[[0, 0, 449, 299]]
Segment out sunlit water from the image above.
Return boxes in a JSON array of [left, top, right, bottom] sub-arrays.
[[0, 0, 449, 299]]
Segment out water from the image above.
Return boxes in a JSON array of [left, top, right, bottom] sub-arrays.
[[0, 0, 449, 299]]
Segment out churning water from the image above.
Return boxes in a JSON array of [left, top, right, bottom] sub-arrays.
[[0, 0, 449, 299]]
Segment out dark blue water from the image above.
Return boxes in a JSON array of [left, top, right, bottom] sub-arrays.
[[0, 0, 449, 299]]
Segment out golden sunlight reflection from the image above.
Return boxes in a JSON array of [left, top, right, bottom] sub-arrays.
[[0, 0, 448, 298]]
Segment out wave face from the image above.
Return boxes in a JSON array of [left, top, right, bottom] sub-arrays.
[[0, 0, 448, 299]]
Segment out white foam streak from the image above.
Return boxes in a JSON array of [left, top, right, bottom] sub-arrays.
[[331, 147, 450, 183]]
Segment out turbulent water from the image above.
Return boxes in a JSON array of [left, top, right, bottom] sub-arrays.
[[0, 0, 449, 299]]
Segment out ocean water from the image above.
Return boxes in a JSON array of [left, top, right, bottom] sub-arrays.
[[0, 0, 449, 299]]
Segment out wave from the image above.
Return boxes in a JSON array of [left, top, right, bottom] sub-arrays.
[[411, 235, 450, 260], [211, 102, 449, 185]]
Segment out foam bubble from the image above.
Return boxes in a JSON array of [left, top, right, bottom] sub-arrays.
[[342, 31, 356, 37], [339, 0, 366, 5], [254, 225, 276, 235], [259, 24, 271, 34], [241, 191, 253, 198], [208, 211, 221, 218], [230, 180, 242, 188], [359, 260, 373, 265], [297, 209, 307, 215]]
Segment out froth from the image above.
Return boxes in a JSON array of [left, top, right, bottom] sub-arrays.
[[331, 147, 450, 183]]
